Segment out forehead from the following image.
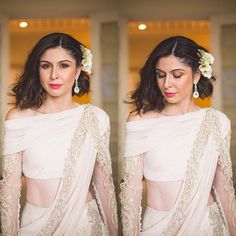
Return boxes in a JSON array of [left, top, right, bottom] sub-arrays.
[[40, 46, 75, 61], [156, 55, 189, 70]]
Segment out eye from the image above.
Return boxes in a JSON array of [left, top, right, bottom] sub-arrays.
[[60, 63, 69, 68], [156, 72, 165, 79], [173, 73, 183, 79], [40, 63, 50, 69]]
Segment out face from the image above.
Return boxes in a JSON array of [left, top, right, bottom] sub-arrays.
[[39, 46, 81, 99], [155, 55, 200, 107]]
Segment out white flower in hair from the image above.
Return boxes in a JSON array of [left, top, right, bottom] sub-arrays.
[[81, 45, 93, 75], [198, 49, 214, 79]]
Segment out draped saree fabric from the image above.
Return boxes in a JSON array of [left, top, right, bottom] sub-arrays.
[[0, 104, 118, 235], [120, 108, 236, 235]]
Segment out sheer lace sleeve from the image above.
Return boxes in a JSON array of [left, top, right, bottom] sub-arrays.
[[213, 128, 236, 235], [0, 152, 22, 236], [92, 124, 118, 236], [120, 154, 144, 236]]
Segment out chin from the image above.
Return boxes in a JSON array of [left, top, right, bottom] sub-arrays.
[[165, 99, 180, 105], [46, 91, 63, 97]]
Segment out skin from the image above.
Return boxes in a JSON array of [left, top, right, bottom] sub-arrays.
[[38, 46, 81, 113], [155, 55, 201, 116]]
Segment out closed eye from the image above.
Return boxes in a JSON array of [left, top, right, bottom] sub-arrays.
[[173, 73, 183, 79], [156, 72, 165, 79], [173, 74, 182, 79]]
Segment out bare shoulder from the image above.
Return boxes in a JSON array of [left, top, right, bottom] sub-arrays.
[[6, 107, 36, 120], [127, 111, 142, 122], [127, 110, 162, 122]]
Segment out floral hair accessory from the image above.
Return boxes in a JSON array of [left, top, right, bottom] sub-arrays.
[[80, 45, 93, 75], [197, 49, 214, 79]]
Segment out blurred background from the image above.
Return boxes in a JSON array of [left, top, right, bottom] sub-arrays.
[[0, 0, 236, 231]]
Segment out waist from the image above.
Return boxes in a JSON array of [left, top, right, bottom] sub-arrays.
[[25, 177, 61, 207], [145, 179, 215, 211], [25, 177, 94, 208], [146, 179, 183, 210]]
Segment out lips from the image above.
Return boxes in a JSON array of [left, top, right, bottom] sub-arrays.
[[165, 92, 176, 97], [49, 84, 62, 89]]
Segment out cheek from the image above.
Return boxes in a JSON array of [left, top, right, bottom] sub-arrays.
[[156, 79, 163, 89], [177, 79, 193, 95], [181, 79, 193, 90], [63, 70, 77, 82], [39, 76, 46, 87], [39, 70, 48, 83]]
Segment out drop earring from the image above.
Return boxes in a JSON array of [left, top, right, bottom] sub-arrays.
[[74, 78, 80, 94], [193, 83, 199, 98]]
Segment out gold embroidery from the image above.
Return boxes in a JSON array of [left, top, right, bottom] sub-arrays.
[[0, 152, 22, 235], [92, 182, 107, 225], [89, 108, 118, 229], [218, 129, 236, 227], [120, 155, 143, 236], [0, 195, 15, 235], [87, 202, 106, 236], [2, 153, 20, 180], [209, 204, 225, 235]]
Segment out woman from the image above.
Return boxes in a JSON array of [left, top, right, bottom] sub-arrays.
[[120, 36, 236, 235], [0, 32, 118, 235]]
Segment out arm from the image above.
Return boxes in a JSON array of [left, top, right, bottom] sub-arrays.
[[120, 154, 144, 236], [0, 152, 22, 236], [92, 124, 118, 236], [213, 128, 236, 235]]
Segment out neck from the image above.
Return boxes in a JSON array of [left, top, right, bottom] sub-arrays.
[[38, 97, 78, 114], [163, 100, 200, 116]]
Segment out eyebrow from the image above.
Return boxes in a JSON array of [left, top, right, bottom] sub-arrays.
[[39, 60, 73, 63], [155, 68, 185, 73]]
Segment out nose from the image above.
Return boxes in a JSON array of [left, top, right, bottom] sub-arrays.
[[163, 76, 172, 89], [50, 66, 58, 80]]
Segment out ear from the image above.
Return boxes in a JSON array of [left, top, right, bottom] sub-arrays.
[[193, 70, 201, 84]]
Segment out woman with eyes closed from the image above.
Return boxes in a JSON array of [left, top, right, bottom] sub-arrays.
[[0, 32, 118, 235], [120, 36, 236, 235]]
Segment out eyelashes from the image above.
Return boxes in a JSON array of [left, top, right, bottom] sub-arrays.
[[39, 63, 70, 70], [156, 73, 183, 79]]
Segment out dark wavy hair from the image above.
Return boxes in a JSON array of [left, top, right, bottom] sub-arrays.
[[12, 32, 90, 109], [128, 35, 216, 114]]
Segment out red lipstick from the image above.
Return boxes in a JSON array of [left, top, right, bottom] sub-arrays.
[[50, 84, 62, 89], [165, 92, 176, 97]]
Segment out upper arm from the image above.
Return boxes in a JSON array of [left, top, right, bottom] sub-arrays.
[[5, 107, 21, 120]]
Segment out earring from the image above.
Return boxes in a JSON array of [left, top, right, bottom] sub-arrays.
[[193, 83, 199, 98], [74, 78, 80, 94]]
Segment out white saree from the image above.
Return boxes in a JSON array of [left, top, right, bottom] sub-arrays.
[[0, 104, 118, 235], [120, 108, 236, 235]]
